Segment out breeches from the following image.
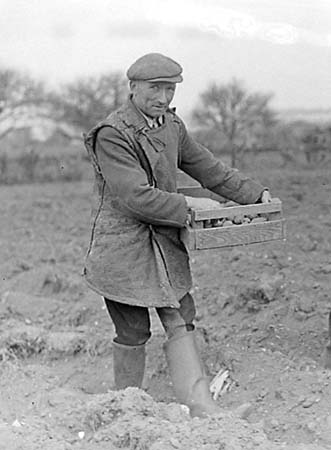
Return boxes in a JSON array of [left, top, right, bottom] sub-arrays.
[[104, 293, 196, 346]]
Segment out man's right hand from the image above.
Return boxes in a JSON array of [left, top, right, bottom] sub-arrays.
[[185, 196, 221, 210]]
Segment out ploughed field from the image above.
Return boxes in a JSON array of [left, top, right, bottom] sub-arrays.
[[0, 163, 331, 450]]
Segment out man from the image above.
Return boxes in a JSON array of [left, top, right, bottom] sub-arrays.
[[83, 53, 271, 418]]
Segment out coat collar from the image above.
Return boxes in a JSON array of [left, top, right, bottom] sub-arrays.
[[118, 95, 173, 133], [119, 95, 148, 132]]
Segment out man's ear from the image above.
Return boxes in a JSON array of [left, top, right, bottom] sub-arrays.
[[129, 80, 137, 92]]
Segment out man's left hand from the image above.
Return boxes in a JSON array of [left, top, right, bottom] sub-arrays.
[[260, 190, 272, 203]]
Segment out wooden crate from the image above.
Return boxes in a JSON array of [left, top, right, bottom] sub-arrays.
[[179, 191, 285, 251]]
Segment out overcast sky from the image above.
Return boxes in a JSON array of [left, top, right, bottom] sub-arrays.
[[1, 0, 330, 118]]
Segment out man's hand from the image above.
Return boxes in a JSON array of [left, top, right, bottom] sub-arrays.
[[260, 190, 272, 203], [185, 196, 221, 210]]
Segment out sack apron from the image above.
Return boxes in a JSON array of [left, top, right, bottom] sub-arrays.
[[83, 100, 192, 308]]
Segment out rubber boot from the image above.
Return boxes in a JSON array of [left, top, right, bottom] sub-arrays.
[[164, 331, 221, 418], [112, 342, 146, 389]]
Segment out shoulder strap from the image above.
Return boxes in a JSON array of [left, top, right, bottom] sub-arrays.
[[117, 126, 156, 187], [84, 123, 156, 187]]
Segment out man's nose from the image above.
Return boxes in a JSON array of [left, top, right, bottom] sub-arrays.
[[157, 89, 168, 104]]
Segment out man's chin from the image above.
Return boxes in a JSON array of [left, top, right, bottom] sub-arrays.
[[152, 106, 166, 115]]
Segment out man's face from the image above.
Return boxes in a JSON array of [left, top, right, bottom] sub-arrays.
[[130, 81, 176, 118]]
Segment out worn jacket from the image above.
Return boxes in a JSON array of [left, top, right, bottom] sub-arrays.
[[83, 96, 265, 308]]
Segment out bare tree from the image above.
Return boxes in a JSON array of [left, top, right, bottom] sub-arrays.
[[192, 78, 277, 166], [301, 125, 331, 165], [50, 72, 128, 134], [0, 68, 48, 139], [0, 69, 128, 149]]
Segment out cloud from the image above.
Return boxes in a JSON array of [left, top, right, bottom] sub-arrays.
[[140, 0, 331, 47]]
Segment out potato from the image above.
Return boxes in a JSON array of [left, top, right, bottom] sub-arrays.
[[216, 219, 225, 227], [224, 201, 238, 207], [233, 214, 245, 225], [251, 216, 267, 224]]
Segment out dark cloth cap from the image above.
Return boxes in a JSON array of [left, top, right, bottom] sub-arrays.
[[127, 53, 183, 83]]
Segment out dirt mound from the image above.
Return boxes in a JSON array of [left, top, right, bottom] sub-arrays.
[[0, 360, 320, 450], [0, 318, 111, 360], [72, 388, 279, 450]]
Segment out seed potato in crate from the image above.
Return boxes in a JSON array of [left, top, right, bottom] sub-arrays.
[[178, 183, 285, 251]]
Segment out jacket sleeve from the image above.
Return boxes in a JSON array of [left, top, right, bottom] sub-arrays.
[[178, 120, 266, 204], [95, 126, 189, 227]]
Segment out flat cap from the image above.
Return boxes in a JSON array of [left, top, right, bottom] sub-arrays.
[[127, 53, 183, 83]]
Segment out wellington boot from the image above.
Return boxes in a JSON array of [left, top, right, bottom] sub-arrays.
[[164, 331, 221, 418], [112, 342, 146, 389]]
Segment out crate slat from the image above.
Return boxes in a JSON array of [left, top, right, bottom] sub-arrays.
[[182, 219, 285, 250], [192, 198, 282, 221], [196, 219, 285, 250]]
